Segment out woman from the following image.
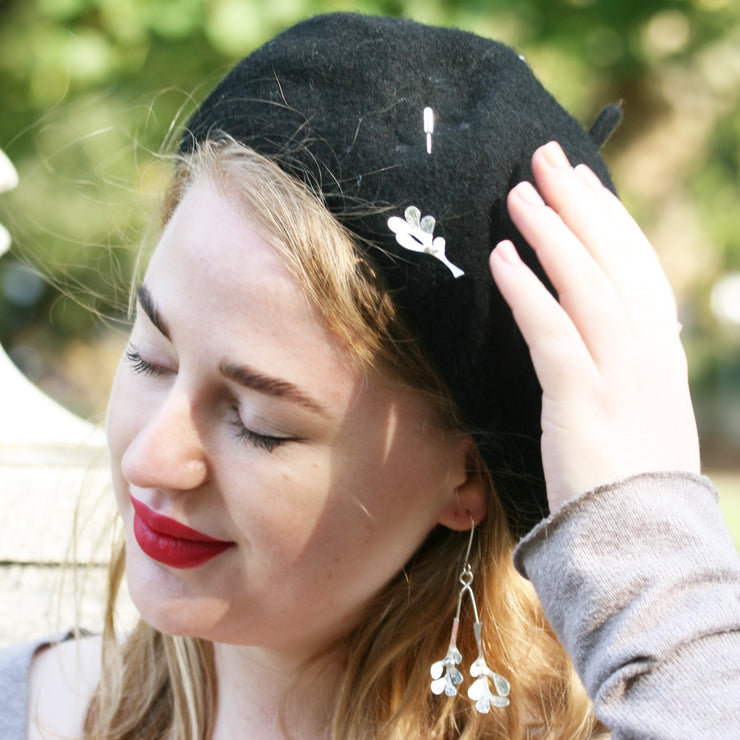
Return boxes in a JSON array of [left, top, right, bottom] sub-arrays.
[[3, 13, 739, 740]]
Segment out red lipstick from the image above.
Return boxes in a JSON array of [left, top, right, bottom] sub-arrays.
[[130, 496, 233, 569]]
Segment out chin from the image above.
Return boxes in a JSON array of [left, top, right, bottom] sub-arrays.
[[124, 550, 234, 640]]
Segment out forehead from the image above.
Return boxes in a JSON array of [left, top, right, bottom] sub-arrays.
[[143, 178, 354, 391], [149, 179, 286, 297]]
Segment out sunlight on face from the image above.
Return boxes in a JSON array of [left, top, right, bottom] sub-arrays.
[[106, 179, 468, 660]]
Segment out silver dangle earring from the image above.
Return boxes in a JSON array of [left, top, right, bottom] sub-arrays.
[[430, 517, 510, 712]]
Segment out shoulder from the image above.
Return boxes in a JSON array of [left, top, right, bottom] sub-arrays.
[[26, 633, 102, 740], [0, 637, 44, 739]]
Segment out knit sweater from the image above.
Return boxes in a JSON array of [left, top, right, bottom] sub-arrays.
[[513, 471, 740, 738], [2, 473, 738, 738]]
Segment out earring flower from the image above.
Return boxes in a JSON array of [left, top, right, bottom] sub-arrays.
[[430, 619, 464, 696], [387, 205, 464, 278], [467, 655, 510, 712]]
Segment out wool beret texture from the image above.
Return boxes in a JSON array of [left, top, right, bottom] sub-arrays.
[[181, 12, 620, 536]]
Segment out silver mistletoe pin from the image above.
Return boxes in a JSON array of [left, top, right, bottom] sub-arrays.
[[387, 206, 464, 278]]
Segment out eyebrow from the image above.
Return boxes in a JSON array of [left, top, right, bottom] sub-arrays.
[[219, 362, 329, 417], [135, 283, 328, 417], [137, 284, 171, 340]]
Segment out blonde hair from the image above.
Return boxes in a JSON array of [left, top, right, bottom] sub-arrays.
[[84, 139, 606, 739]]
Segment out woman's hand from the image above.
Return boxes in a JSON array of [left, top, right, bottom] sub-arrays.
[[489, 141, 700, 512]]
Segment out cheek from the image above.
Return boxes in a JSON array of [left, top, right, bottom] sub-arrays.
[[220, 449, 336, 552], [338, 435, 445, 525]]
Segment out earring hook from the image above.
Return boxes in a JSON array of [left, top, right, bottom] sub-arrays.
[[462, 512, 475, 566], [455, 514, 479, 623]]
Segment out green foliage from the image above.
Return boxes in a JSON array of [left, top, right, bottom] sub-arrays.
[[691, 105, 740, 269]]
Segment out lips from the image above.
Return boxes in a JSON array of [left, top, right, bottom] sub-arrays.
[[130, 496, 233, 569]]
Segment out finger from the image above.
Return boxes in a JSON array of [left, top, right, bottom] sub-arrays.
[[489, 240, 597, 394], [531, 143, 679, 334], [571, 162, 679, 332], [506, 182, 629, 368], [570, 161, 658, 273], [532, 143, 630, 284]]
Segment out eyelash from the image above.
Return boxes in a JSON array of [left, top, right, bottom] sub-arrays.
[[124, 345, 165, 376], [229, 415, 287, 453], [124, 344, 287, 453]]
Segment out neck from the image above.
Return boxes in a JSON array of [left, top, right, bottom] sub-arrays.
[[210, 642, 341, 740]]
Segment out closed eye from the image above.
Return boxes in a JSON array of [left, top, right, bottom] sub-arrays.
[[229, 410, 294, 453], [124, 345, 169, 377]]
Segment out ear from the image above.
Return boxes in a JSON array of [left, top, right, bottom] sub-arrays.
[[435, 439, 488, 532]]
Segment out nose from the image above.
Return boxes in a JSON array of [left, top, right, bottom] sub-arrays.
[[121, 386, 208, 492]]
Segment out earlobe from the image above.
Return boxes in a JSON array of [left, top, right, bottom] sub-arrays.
[[436, 471, 488, 532]]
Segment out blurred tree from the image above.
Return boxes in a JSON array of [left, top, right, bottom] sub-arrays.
[[0, 0, 738, 443]]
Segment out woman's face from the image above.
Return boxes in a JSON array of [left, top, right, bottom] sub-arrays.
[[106, 177, 471, 658]]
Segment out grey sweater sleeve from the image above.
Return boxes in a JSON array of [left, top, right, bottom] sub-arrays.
[[513, 472, 740, 739]]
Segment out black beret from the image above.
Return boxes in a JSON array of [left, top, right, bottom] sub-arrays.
[[181, 12, 620, 537]]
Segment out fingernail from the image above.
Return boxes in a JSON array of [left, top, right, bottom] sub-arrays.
[[542, 141, 570, 169], [494, 240, 521, 265], [514, 181, 544, 206], [575, 163, 602, 189]]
